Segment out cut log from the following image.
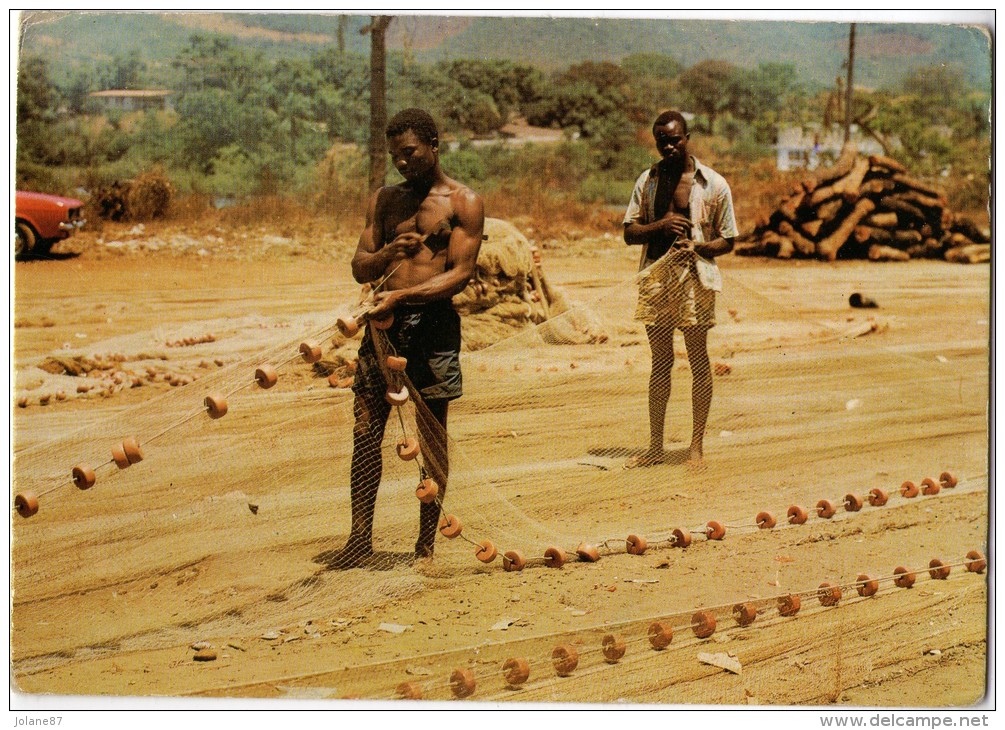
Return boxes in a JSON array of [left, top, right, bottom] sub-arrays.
[[893, 230, 924, 246], [858, 178, 895, 197], [816, 198, 845, 221], [854, 226, 892, 244], [778, 221, 816, 257], [817, 198, 876, 261], [813, 143, 859, 187], [776, 236, 795, 259], [949, 232, 977, 248], [779, 192, 805, 221], [951, 217, 990, 243], [801, 220, 824, 238], [868, 154, 907, 173], [864, 211, 898, 229], [836, 158, 871, 196], [893, 190, 944, 212], [878, 197, 926, 224], [891, 174, 943, 199], [945, 244, 990, 264], [868, 244, 910, 262], [809, 157, 869, 207]]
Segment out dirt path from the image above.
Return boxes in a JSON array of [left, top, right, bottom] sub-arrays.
[[11, 237, 990, 706]]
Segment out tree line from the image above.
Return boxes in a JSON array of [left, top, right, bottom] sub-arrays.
[[16, 32, 988, 202]]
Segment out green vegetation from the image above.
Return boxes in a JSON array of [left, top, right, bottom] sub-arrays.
[[14, 15, 991, 230]]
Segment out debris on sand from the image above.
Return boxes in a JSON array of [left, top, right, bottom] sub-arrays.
[[698, 651, 742, 675], [193, 648, 217, 662], [378, 623, 411, 635]]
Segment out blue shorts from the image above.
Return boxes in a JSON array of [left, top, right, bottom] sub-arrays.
[[352, 300, 463, 402]]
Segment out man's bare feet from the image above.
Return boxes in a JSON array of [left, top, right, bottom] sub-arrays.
[[624, 449, 669, 469], [686, 443, 706, 471], [316, 536, 373, 569]]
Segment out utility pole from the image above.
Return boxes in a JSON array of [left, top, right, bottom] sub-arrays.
[[362, 15, 393, 194], [844, 23, 856, 143]]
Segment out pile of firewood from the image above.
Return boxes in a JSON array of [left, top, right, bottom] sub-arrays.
[[737, 144, 990, 263]]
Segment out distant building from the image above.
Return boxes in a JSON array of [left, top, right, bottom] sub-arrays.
[[88, 89, 174, 113], [775, 124, 902, 171]]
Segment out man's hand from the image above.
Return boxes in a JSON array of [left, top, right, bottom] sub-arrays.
[[386, 231, 424, 259], [658, 212, 692, 239], [366, 290, 400, 320]]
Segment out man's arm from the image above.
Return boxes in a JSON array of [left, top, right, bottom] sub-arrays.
[[351, 189, 423, 284], [694, 183, 738, 259], [368, 189, 485, 316]]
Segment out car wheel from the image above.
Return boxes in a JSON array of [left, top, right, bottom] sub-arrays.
[[14, 220, 35, 258]]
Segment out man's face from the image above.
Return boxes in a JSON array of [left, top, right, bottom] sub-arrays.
[[653, 121, 689, 164], [388, 130, 438, 182]]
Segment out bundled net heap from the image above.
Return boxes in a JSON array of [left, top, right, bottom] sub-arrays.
[[10, 211, 989, 700], [737, 143, 990, 264]]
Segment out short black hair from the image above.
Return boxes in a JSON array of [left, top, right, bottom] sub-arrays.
[[386, 108, 439, 146], [652, 110, 688, 135]]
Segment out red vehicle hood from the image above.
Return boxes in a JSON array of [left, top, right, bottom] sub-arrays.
[[16, 190, 84, 211]]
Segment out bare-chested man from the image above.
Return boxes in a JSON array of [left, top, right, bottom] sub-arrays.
[[623, 110, 737, 470], [332, 108, 484, 568]]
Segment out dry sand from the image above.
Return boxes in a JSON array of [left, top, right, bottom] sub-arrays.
[[11, 225, 990, 706]]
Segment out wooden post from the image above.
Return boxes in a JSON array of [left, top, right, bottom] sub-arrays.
[[363, 15, 393, 195], [844, 23, 856, 144]]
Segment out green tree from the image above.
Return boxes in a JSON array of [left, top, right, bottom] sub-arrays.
[[676, 59, 739, 134], [111, 50, 146, 89], [621, 53, 682, 81], [16, 55, 58, 168]]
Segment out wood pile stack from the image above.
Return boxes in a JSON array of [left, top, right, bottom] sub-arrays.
[[737, 143, 990, 263]]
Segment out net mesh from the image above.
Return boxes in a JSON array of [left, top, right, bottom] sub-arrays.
[[11, 228, 989, 703]]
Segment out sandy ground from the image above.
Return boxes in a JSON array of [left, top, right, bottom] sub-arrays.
[[10, 225, 990, 707]]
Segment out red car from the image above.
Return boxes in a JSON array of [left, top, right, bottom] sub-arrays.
[[14, 190, 86, 258]]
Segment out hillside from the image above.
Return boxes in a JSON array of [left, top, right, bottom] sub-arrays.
[[17, 11, 991, 90]]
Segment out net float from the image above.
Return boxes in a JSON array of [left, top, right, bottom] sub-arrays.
[[965, 550, 987, 573], [544, 546, 566, 568], [415, 478, 438, 504], [778, 594, 801, 617], [450, 668, 475, 699], [503, 550, 526, 572], [893, 566, 916, 588], [648, 622, 673, 650], [502, 657, 530, 686], [475, 540, 497, 563], [14, 492, 38, 518], [732, 602, 757, 627], [552, 645, 579, 676], [706, 520, 726, 540], [816, 499, 836, 518], [928, 559, 950, 580], [396, 437, 420, 461], [787, 505, 808, 525], [602, 634, 627, 663], [818, 582, 842, 606], [72, 463, 96, 490], [438, 514, 462, 538], [255, 364, 278, 389], [626, 534, 648, 555], [396, 682, 423, 700], [857, 574, 879, 597], [692, 611, 717, 639], [204, 393, 228, 419]]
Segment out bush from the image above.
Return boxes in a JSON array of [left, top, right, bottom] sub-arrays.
[[126, 168, 174, 220]]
